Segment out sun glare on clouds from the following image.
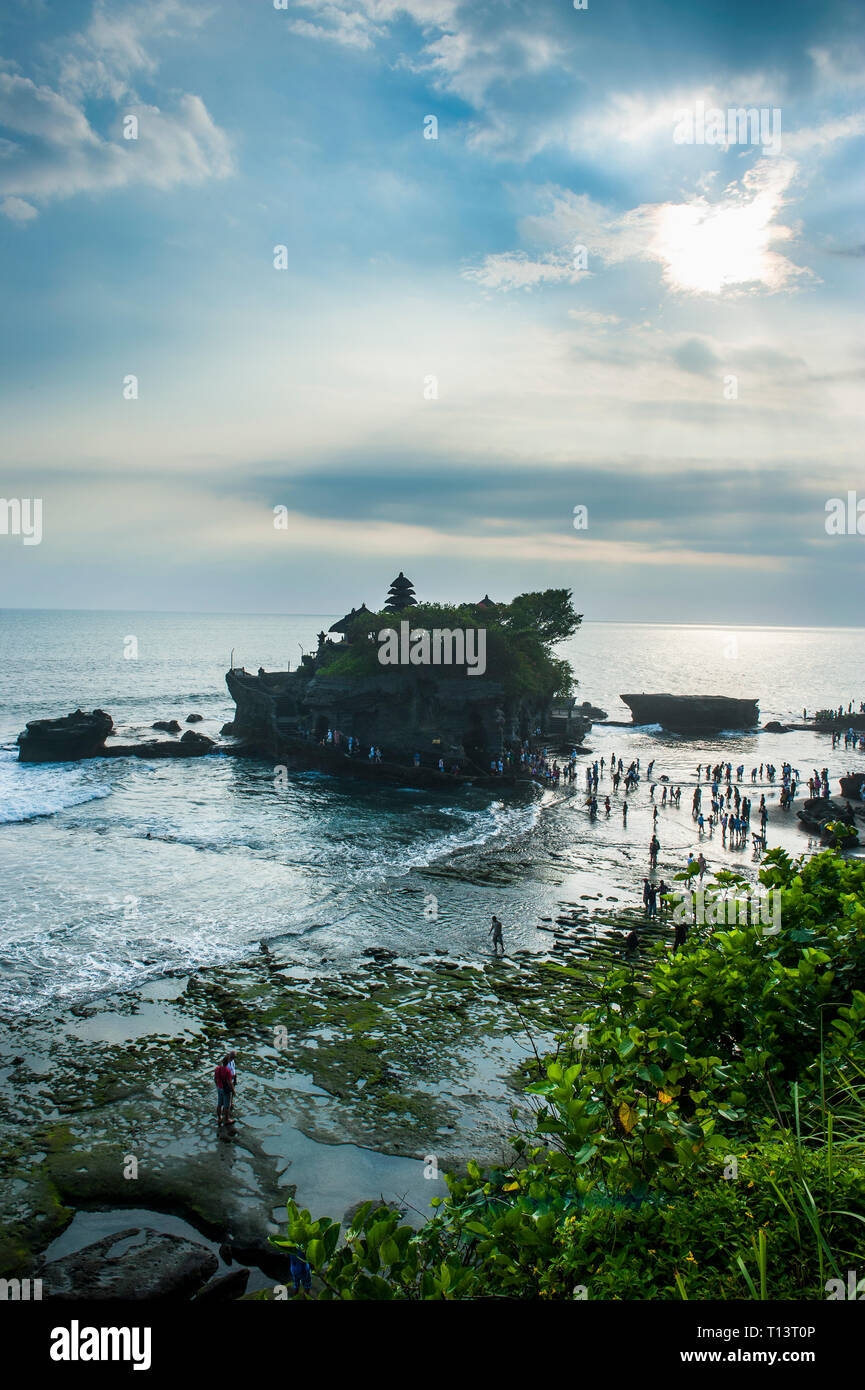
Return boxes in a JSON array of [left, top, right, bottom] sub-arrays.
[[631, 159, 809, 296]]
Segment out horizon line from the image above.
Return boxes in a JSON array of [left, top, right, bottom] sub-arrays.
[[0, 607, 863, 634]]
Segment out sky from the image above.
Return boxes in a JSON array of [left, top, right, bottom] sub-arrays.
[[0, 0, 863, 622]]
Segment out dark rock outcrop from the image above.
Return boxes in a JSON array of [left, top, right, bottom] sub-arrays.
[[153, 719, 181, 733], [186, 713, 204, 723], [840, 774, 865, 801], [579, 701, 608, 720], [620, 693, 759, 734], [181, 729, 214, 749], [40, 1227, 218, 1300], [17, 709, 218, 763], [17, 709, 114, 763], [797, 797, 859, 845], [193, 1267, 250, 1301], [225, 1235, 294, 1281], [226, 666, 590, 779], [103, 731, 215, 760]]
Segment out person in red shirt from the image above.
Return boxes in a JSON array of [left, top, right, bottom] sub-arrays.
[[214, 1055, 234, 1126]]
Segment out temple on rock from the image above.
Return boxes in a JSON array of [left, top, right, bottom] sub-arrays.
[[224, 575, 589, 783]]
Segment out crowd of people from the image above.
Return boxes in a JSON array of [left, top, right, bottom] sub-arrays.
[[517, 738, 850, 956], [832, 727, 865, 751]]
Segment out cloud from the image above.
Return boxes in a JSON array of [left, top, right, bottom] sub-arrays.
[[285, 0, 458, 54], [784, 112, 865, 155], [0, 1, 232, 219], [671, 338, 721, 375], [567, 309, 620, 328], [57, 0, 206, 100], [471, 159, 811, 299], [629, 158, 809, 295], [823, 242, 865, 258], [809, 44, 865, 93], [462, 250, 587, 292], [285, 0, 563, 111], [0, 194, 38, 222]]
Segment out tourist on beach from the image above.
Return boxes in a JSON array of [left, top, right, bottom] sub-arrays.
[[697, 852, 707, 882], [649, 834, 660, 869], [622, 800, 628, 825], [214, 1055, 234, 1127], [489, 915, 504, 956]]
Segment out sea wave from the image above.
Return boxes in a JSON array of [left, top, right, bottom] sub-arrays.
[[0, 749, 114, 824], [364, 794, 542, 882]]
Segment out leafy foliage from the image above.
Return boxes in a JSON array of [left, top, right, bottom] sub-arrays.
[[316, 589, 582, 701]]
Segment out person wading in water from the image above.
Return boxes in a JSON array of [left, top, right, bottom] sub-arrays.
[[489, 915, 504, 955]]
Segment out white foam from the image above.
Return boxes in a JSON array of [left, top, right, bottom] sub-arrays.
[[0, 749, 113, 824]]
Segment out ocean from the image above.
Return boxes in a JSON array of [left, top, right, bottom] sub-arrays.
[[1, 611, 863, 1019]]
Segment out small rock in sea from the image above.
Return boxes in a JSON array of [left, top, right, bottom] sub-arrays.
[[153, 719, 181, 733], [186, 713, 204, 723], [435, 948, 448, 955], [12, 1055, 24, 1066]]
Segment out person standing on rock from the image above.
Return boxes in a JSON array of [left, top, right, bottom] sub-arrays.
[[214, 1055, 234, 1127], [489, 915, 504, 956]]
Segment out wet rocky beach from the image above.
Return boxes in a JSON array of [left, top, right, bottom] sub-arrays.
[[0, 898, 669, 1297]]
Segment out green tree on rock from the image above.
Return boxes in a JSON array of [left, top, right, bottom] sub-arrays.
[[503, 589, 582, 646]]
